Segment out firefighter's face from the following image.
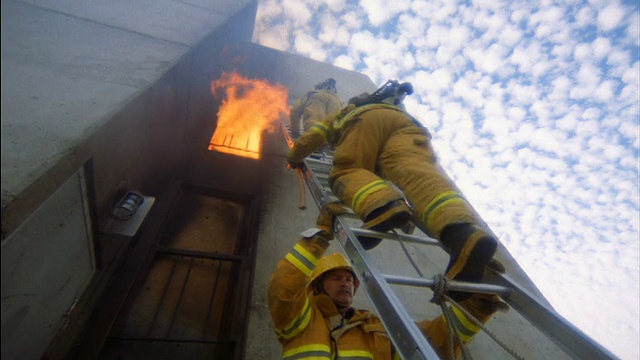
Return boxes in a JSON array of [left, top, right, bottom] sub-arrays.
[[322, 269, 355, 310]]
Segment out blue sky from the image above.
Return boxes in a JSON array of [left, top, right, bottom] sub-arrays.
[[252, 0, 639, 359]]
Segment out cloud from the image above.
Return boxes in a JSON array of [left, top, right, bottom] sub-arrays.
[[618, 115, 639, 141], [425, 68, 453, 93], [621, 61, 639, 85], [397, 13, 427, 41], [509, 82, 540, 106], [592, 37, 612, 59], [510, 42, 543, 73], [574, 5, 595, 28], [348, 30, 377, 56], [293, 32, 327, 61], [318, 13, 351, 47], [256, 0, 284, 20], [321, 0, 347, 13], [574, 43, 593, 62], [452, 75, 484, 107], [597, 3, 626, 32], [359, 0, 411, 27], [626, 11, 640, 44], [282, 0, 312, 26], [465, 43, 509, 74], [338, 9, 363, 30], [424, 24, 450, 49], [333, 54, 355, 70], [254, 22, 291, 51]]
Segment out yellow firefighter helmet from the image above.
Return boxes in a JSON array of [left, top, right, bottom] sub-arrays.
[[308, 252, 360, 294], [315, 78, 337, 93]]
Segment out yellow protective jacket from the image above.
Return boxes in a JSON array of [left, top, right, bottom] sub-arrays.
[[287, 103, 405, 166], [268, 235, 400, 359], [289, 90, 343, 135], [417, 293, 508, 359], [288, 103, 485, 239]]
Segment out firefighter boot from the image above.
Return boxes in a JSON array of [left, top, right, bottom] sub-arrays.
[[440, 223, 497, 301], [417, 293, 509, 359], [358, 200, 411, 250]]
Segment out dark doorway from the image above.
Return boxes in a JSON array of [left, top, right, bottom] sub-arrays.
[[99, 184, 258, 360]]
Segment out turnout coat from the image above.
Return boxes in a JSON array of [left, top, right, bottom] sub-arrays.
[[267, 235, 401, 359]]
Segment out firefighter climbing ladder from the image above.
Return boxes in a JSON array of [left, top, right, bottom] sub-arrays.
[[281, 124, 616, 360]]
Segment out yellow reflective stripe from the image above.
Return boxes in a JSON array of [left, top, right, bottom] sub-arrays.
[[337, 349, 374, 359], [451, 306, 480, 342], [283, 343, 331, 360], [285, 243, 319, 276], [308, 122, 329, 141], [276, 297, 313, 340], [421, 191, 466, 228], [335, 104, 402, 129], [351, 180, 387, 214]]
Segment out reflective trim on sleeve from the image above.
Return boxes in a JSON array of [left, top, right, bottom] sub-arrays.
[[337, 349, 374, 359], [450, 305, 480, 343], [351, 180, 388, 214], [285, 243, 319, 277], [421, 191, 467, 230], [276, 297, 313, 340], [308, 122, 329, 141], [283, 343, 332, 360]]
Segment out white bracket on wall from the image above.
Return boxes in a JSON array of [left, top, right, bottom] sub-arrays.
[[102, 193, 155, 237]]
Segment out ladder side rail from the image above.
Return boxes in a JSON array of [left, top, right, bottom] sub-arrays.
[[383, 274, 511, 297], [335, 218, 441, 360], [483, 270, 617, 360], [300, 160, 336, 206], [298, 156, 441, 359]]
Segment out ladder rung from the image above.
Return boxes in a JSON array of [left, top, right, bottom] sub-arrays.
[[351, 227, 440, 246], [383, 274, 511, 296], [305, 157, 332, 166], [336, 217, 440, 360]]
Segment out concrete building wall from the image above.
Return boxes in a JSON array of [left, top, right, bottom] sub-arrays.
[[1, 2, 257, 358], [1, 0, 254, 236], [1, 170, 95, 360]]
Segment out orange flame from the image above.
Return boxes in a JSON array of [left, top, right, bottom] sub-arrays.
[[208, 71, 289, 159]]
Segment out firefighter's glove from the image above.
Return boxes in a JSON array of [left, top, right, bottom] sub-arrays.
[[287, 146, 304, 169], [316, 201, 350, 240]]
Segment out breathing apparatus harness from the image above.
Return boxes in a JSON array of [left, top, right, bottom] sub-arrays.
[[349, 80, 414, 107], [341, 79, 429, 137]]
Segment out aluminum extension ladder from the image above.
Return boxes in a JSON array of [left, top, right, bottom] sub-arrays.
[[281, 124, 616, 360]]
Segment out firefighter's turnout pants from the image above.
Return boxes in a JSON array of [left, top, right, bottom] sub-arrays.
[[329, 107, 479, 239]]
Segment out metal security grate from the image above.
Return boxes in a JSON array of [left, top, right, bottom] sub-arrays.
[[100, 187, 255, 360]]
